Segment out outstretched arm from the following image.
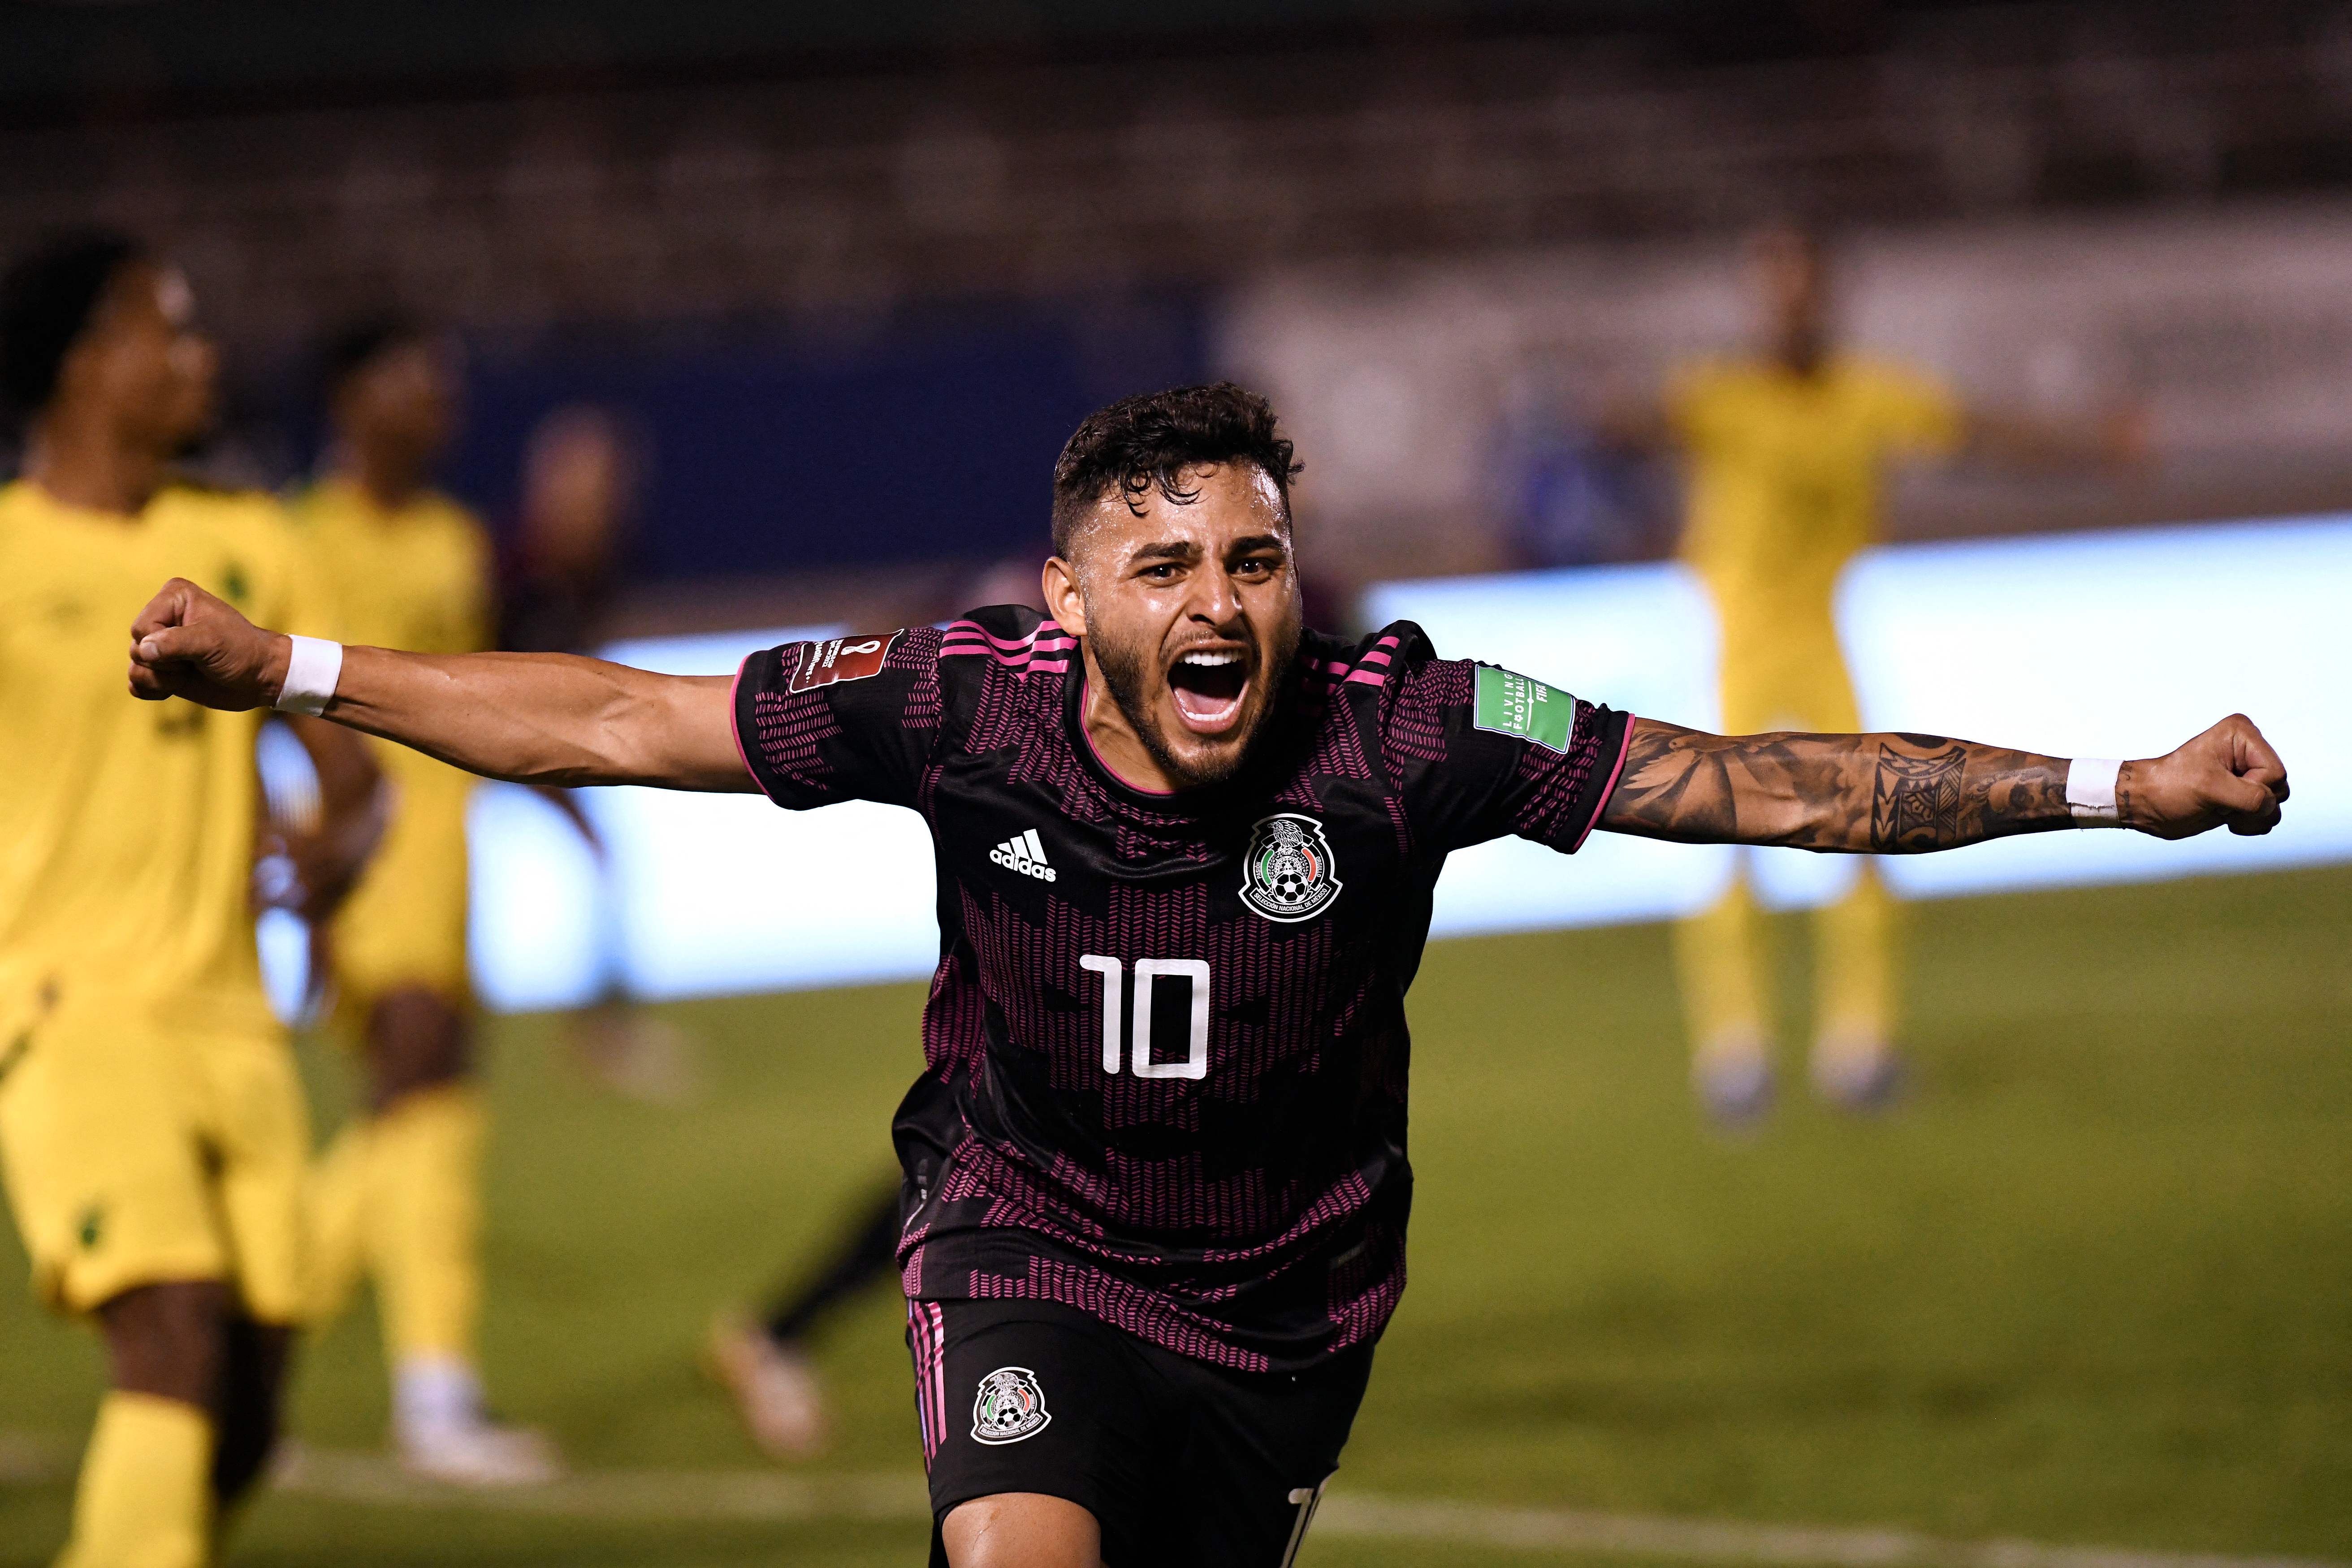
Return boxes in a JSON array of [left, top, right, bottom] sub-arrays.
[[130, 577, 755, 792], [1598, 716, 2287, 851], [1963, 404, 2145, 470]]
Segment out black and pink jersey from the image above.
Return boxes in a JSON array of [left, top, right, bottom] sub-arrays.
[[732, 606, 1631, 1372]]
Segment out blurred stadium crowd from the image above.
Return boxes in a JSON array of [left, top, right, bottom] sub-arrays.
[[14, 1, 2352, 613]]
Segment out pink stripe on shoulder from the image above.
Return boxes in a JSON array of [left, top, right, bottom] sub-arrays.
[[943, 619, 1074, 673], [945, 620, 1041, 652], [1571, 715, 1637, 853], [1344, 669, 1388, 685]]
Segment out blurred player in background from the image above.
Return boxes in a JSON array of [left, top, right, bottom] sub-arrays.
[[501, 405, 694, 1099], [0, 232, 380, 1568], [706, 1182, 902, 1459], [1609, 224, 2141, 1126], [288, 317, 557, 1484]]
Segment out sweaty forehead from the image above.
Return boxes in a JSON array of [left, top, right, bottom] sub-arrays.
[[1077, 462, 1288, 557]]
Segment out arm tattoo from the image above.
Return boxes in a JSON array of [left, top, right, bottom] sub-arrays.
[[1869, 744, 1965, 851], [1600, 721, 2075, 853]]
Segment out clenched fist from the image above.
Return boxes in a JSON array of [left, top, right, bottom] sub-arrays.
[[128, 577, 292, 712], [2124, 714, 2289, 839]]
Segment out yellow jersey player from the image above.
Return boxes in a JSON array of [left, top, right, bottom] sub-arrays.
[[0, 232, 380, 1568], [1609, 225, 2139, 1127], [287, 317, 557, 1485]]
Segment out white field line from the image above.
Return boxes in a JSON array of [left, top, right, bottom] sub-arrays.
[[271, 1444, 927, 1523], [6, 1436, 2342, 1568]]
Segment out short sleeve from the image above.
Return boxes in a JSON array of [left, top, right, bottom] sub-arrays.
[[1378, 634, 1634, 855], [731, 626, 945, 810], [1858, 361, 1964, 458]]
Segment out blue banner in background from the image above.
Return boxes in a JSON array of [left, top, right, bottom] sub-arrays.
[[444, 517, 2348, 1012], [438, 298, 1205, 579]]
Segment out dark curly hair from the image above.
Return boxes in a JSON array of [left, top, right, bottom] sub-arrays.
[[0, 229, 149, 419], [318, 309, 431, 402], [1050, 382, 1301, 558]]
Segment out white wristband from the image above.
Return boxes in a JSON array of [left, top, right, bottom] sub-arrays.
[[274, 635, 343, 717], [2067, 757, 2123, 826]]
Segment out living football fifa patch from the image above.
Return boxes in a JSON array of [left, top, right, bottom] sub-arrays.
[[1473, 665, 1578, 754], [1240, 812, 1343, 923], [786, 631, 901, 693], [971, 1366, 1052, 1445]]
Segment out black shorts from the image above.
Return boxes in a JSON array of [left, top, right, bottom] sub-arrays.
[[907, 1297, 1373, 1568]]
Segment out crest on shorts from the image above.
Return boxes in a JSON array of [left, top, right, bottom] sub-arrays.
[[971, 1366, 1052, 1445], [1240, 812, 1344, 924]]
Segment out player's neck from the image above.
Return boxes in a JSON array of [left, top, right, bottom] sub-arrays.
[[336, 445, 429, 514], [21, 413, 168, 518], [1769, 334, 1829, 380], [1076, 646, 1180, 795]]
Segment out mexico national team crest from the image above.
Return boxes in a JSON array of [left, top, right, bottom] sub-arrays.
[[1240, 812, 1344, 924], [972, 1366, 1052, 1445]]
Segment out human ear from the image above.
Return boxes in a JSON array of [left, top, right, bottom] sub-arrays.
[[1042, 556, 1088, 635]]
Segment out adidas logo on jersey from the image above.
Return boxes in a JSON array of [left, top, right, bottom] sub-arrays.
[[990, 829, 1058, 883]]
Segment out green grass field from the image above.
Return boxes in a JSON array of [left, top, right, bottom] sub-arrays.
[[3, 865, 2348, 1566]]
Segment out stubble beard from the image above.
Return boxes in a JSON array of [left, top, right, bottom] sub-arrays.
[[1085, 604, 1297, 791]]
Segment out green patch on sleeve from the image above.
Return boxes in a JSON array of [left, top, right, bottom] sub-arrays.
[[1473, 665, 1578, 754]]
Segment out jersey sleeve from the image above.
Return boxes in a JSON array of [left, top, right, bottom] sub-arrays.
[[731, 626, 946, 810], [1378, 635, 1634, 855], [1858, 360, 1964, 458]]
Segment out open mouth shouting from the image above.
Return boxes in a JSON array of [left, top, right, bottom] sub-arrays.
[[1166, 644, 1253, 735]]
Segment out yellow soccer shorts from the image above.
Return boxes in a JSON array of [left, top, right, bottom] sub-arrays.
[[1682, 590, 1899, 1059], [0, 991, 311, 1323], [1713, 602, 1863, 736], [331, 774, 473, 1011]]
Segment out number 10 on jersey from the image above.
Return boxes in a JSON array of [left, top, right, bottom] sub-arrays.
[[1079, 956, 1210, 1079]]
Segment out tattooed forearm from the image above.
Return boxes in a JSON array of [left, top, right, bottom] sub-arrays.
[[1869, 744, 1966, 850], [1863, 734, 2075, 850], [1599, 720, 2078, 853]]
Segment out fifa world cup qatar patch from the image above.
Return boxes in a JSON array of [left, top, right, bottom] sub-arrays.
[[786, 631, 901, 693], [971, 1366, 1052, 1445], [1473, 665, 1578, 753], [1240, 812, 1344, 924]]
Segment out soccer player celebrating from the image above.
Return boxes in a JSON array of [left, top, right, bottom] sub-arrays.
[[287, 317, 556, 1484], [0, 233, 380, 1568], [125, 384, 2286, 1568]]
